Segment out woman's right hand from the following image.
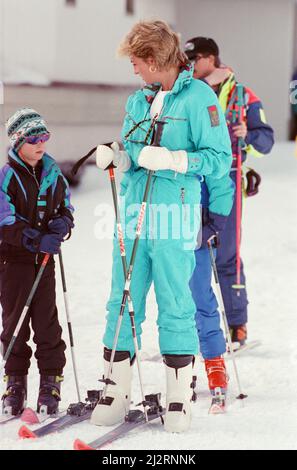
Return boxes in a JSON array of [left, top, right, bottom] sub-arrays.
[[96, 143, 115, 170], [96, 142, 131, 172]]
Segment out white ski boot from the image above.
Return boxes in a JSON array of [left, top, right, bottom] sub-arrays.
[[163, 355, 194, 433], [91, 349, 132, 426]]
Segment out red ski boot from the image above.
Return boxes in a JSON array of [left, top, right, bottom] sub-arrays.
[[204, 356, 228, 414]]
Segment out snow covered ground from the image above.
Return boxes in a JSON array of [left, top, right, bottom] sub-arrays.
[[1, 142, 297, 450]]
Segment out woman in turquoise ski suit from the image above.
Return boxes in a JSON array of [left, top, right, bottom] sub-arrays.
[[91, 20, 232, 433], [104, 68, 232, 359]]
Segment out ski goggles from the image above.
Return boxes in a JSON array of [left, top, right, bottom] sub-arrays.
[[24, 134, 50, 145]]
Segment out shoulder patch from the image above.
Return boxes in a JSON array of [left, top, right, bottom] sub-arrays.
[[207, 105, 220, 127]]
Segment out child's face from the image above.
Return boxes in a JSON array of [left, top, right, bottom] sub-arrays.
[[18, 138, 48, 166]]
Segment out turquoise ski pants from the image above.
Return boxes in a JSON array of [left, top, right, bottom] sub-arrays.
[[103, 170, 201, 357]]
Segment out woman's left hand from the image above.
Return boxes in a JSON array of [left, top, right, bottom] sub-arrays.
[[138, 146, 188, 173]]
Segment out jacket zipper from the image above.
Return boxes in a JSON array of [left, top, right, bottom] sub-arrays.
[[148, 111, 162, 243], [181, 187, 185, 204], [31, 167, 40, 190], [181, 187, 187, 222], [148, 94, 168, 242], [31, 167, 40, 264], [149, 177, 157, 244]]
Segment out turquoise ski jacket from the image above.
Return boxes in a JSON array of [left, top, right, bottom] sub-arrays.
[[121, 65, 232, 183]]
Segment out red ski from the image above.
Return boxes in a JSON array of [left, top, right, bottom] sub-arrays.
[[208, 387, 226, 414]]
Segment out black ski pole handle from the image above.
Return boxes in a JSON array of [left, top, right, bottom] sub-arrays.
[[71, 142, 113, 176], [151, 120, 166, 147]]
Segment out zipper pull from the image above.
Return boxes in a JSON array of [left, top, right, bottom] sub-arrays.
[[181, 187, 185, 204]]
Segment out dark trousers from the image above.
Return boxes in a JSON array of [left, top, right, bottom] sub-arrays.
[[0, 261, 66, 376], [216, 172, 248, 326]]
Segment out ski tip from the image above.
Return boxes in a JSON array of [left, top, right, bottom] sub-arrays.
[[73, 439, 95, 451], [208, 404, 226, 415], [21, 408, 40, 424], [18, 425, 37, 439]]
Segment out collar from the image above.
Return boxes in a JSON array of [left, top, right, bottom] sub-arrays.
[[8, 148, 56, 176], [218, 72, 236, 111], [142, 63, 193, 104], [23, 159, 43, 173]]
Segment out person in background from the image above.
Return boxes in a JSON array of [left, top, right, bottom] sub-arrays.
[[185, 37, 274, 399]]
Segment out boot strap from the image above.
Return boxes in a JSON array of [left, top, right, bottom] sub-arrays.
[[206, 366, 226, 376]]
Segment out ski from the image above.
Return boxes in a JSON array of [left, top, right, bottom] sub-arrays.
[[18, 390, 101, 439], [208, 387, 226, 414], [0, 413, 19, 425], [0, 407, 64, 426], [19, 408, 92, 439], [226, 340, 261, 358], [74, 393, 164, 450], [20, 407, 66, 425]]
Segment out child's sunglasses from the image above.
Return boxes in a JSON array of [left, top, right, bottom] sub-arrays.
[[25, 134, 50, 145]]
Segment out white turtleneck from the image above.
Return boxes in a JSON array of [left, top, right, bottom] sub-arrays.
[[150, 89, 169, 119]]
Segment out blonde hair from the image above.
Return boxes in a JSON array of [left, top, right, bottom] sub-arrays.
[[118, 20, 189, 70]]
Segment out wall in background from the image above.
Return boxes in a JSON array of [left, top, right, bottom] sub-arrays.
[[176, 0, 295, 139], [0, 0, 295, 141]]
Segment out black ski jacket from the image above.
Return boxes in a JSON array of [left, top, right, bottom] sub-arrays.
[[0, 149, 74, 263]]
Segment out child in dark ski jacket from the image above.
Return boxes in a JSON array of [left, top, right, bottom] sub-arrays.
[[0, 108, 74, 416]]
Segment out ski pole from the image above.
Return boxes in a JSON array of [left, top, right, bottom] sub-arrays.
[[0, 253, 50, 375], [232, 83, 246, 295], [207, 236, 247, 400], [102, 120, 166, 420], [106, 165, 147, 421], [103, 167, 153, 421], [58, 250, 81, 403]]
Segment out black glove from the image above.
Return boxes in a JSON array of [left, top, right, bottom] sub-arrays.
[[201, 211, 228, 248], [23, 228, 63, 255], [48, 216, 74, 238]]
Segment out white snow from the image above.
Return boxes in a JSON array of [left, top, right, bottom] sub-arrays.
[[0, 141, 297, 450]]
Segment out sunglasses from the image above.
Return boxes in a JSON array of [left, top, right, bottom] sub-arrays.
[[24, 134, 50, 145], [194, 54, 207, 63]]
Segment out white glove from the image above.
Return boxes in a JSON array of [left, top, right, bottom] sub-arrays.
[[96, 142, 131, 172], [138, 146, 188, 174], [112, 142, 131, 172]]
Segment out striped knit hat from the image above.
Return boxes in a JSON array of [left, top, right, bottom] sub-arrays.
[[5, 108, 50, 151]]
